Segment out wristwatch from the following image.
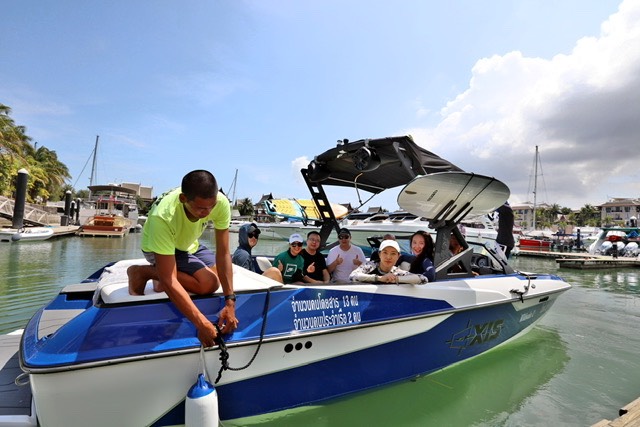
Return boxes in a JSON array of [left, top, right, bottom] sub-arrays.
[[224, 293, 237, 302]]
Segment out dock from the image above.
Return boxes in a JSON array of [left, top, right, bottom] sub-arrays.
[[592, 396, 640, 426], [50, 225, 80, 237], [516, 248, 640, 269], [516, 249, 592, 259], [556, 256, 640, 269]]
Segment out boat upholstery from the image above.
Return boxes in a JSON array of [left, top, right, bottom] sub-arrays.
[[255, 256, 273, 273], [96, 259, 283, 305]]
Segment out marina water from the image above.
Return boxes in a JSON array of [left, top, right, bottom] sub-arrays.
[[1, 232, 638, 426]]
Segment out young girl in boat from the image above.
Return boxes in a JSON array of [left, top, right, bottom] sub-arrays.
[[349, 240, 428, 284]]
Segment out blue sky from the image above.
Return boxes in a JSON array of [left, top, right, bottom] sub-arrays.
[[2, 0, 638, 211]]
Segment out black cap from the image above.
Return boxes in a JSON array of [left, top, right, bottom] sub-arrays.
[[338, 228, 351, 236]]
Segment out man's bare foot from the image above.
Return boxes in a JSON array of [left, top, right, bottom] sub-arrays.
[[153, 280, 162, 293], [127, 265, 147, 296]]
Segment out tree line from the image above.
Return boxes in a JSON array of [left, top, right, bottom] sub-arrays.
[[1, 103, 72, 203], [531, 203, 601, 230]]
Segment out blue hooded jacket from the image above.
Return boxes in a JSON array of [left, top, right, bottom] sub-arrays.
[[232, 223, 258, 272]]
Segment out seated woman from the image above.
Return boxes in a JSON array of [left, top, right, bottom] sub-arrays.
[[407, 230, 436, 282], [349, 240, 428, 284], [272, 233, 306, 284]]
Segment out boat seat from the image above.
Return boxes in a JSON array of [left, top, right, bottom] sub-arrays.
[[96, 259, 283, 305], [435, 247, 475, 280], [255, 256, 273, 273]]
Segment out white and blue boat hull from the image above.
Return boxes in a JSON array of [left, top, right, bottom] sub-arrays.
[[19, 263, 568, 426]]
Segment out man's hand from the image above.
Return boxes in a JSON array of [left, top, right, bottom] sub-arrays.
[[196, 320, 219, 348], [307, 262, 316, 273], [217, 303, 239, 335]]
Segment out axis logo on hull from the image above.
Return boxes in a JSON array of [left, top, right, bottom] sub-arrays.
[[446, 319, 504, 355]]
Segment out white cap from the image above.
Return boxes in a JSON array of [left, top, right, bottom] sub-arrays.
[[289, 233, 304, 243], [379, 240, 400, 253]]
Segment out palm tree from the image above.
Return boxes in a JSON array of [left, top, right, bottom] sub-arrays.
[[30, 146, 71, 202], [578, 204, 600, 227], [548, 203, 562, 224], [1, 104, 72, 202], [1, 104, 33, 196], [237, 197, 254, 217]]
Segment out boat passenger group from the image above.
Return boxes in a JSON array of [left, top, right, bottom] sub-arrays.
[[125, 169, 510, 347], [232, 223, 437, 285]]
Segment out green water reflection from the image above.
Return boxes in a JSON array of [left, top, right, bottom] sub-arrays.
[[227, 327, 568, 427]]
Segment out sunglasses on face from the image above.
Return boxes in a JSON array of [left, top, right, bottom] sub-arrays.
[[247, 232, 259, 239], [290, 242, 303, 247], [338, 235, 350, 239]]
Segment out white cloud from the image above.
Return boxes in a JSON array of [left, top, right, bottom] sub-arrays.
[[291, 156, 310, 186], [410, 0, 640, 209]]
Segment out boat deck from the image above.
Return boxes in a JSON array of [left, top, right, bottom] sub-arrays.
[[0, 331, 35, 425]]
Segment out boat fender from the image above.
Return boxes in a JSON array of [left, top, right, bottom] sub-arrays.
[[186, 346, 219, 426], [185, 373, 219, 427], [11, 233, 21, 242]]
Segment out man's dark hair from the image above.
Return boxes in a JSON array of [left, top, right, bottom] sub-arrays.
[[307, 230, 321, 239], [181, 170, 218, 200]]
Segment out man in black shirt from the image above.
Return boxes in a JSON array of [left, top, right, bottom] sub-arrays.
[[301, 230, 330, 283]]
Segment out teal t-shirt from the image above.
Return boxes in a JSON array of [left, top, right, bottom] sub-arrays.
[[272, 250, 304, 284], [141, 188, 230, 255]]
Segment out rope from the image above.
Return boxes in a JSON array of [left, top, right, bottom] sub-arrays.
[[199, 344, 210, 381], [213, 286, 274, 384]]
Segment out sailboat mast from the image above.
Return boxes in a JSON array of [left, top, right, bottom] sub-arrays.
[[89, 135, 99, 199], [533, 145, 538, 230], [227, 169, 238, 207]]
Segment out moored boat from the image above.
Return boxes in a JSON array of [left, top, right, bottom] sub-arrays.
[[6, 135, 571, 426], [77, 214, 131, 237], [587, 226, 640, 256], [518, 237, 552, 251], [76, 184, 140, 236], [0, 227, 54, 243], [263, 211, 498, 247]]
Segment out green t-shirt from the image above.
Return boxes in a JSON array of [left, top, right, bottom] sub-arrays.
[[141, 188, 231, 255], [272, 250, 304, 284]]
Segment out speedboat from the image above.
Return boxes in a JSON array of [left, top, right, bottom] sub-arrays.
[[6, 135, 571, 426]]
